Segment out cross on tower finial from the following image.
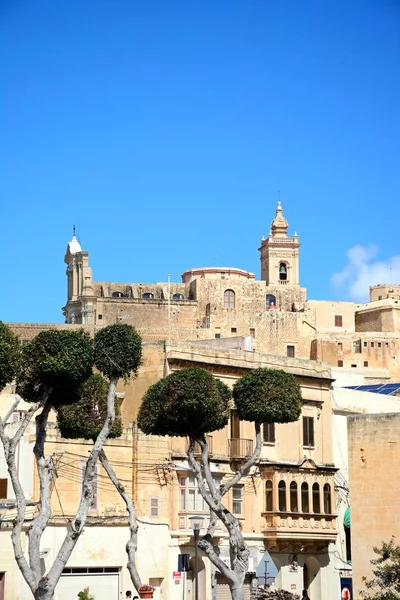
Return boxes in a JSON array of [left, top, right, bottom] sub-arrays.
[[73, 225, 76, 237]]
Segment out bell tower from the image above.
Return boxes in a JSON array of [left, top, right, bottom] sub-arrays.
[[259, 201, 300, 286], [63, 231, 95, 324]]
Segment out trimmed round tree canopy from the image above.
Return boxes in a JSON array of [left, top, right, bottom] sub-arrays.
[[16, 329, 93, 403], [94, 324, 142, 381], [233, 368, 302, 424], [57, 374, 123, 440], [137, 367, 231, 438], [0, 322, 21, 392]]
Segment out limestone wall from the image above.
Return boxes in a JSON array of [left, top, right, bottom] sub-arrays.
[[348, 413, 400, 598]]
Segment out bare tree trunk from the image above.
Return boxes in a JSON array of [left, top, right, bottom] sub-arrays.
[[29, 402, 53, 584], [99, 449, 142, 591], [187, 422, 263, 600]]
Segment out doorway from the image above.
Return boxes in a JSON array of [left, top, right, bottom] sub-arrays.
[[0, 573, 5, 600], [187, 557, 206, 600], [303, 563, 309, 592]]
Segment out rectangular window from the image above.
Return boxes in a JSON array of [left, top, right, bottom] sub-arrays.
[[335, 315, 343, 327], [337, 360, 343, 367], [353, 340, 361, 353], [364, 361, 369, 367], [378, 295, 382, 300], [286, 345, 295, 358], [231, 327, 237, 334], [150, 497, 159, 517], [363, 341, 368, 347], [215, 333, 221, 339], [97, 314, 103, 320], [378, 342, 382, 348], [303, 417, 315, 447], [0, 478, 7, 498], [338, 342, 343, 351], [351, 364, 357, 368], [232, 485, 243, 515], [179, 476, 206, 512], [249, 328, 255, 337], [371, 342, 375, 348], [263, 423, 276, 444]]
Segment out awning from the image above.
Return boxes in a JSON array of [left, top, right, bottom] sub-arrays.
[[343, 507, 350, 528]]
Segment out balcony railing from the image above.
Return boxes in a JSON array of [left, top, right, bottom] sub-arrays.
[[228, 438, 253, 459], [187, 435, 213, 456]]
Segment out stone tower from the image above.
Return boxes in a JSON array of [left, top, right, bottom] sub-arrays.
[[259, 202, 306, 311], [63, 234, 95, 325]]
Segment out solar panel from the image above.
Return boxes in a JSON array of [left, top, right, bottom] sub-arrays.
[[343, 382, 400, 395]]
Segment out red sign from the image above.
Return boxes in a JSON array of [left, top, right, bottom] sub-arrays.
[[173, 572, 182, 581]]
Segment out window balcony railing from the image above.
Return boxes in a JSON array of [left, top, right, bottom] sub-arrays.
[[228, 438, 253, 459]]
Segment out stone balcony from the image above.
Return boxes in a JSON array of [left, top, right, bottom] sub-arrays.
[[261, 510, 337, 545]]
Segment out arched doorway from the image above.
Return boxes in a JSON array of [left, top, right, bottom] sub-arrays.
[[187, 557, 206, 600], [303, 557, 321, 600]]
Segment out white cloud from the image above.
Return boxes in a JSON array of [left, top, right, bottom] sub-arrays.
[[331, 245, 400, 302]]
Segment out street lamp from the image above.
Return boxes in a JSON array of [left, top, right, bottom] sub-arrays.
[[189, 515, 205, 600]]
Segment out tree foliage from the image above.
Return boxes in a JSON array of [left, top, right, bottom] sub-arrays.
[[94, 324, 142, 381], [57, 374, 123, 440], [360, 538, 400, 600], [137, 367, 231, 438], [0, 321, 21, 391], [16, 329, 93, 404], [233, 368, 302, 424]]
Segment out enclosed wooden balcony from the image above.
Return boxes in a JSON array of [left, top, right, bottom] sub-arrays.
[[228, 438, 253, 459]]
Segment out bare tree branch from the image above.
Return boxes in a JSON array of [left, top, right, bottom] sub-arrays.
[[220, 422, 262, 496], [0, 402, 42, 592], [99, 449, 142, 591], [2, 395, 21, 424], [29, 401, 53, 583], [46, 377, 118, 589]]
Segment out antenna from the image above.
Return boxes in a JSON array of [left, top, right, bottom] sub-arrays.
[[278, 190, 280, 202]]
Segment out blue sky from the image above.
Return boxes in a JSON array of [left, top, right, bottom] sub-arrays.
[[1, 0, 400, 322]]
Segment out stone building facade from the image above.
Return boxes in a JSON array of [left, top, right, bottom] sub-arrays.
[[60, 202, 400, 381], [0, 342, 339, 600], [347, 412, 400, 599]]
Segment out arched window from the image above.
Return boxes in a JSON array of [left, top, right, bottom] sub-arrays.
[[142, 292, 154, 299], [265, 480, 273, 512], [224, 289, 235, 309], [266, 294, 277, 307], [290, 481, 298, 512], [112, 291, 125, 298], [172, 293, 184, 301], [312, 483, 320, 513], [323, 483, 331, 514], [279, 263, 287, 281], [301, 482, 309, 513], [278, 480, 286, 511]]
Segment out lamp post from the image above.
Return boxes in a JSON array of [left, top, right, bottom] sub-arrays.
[[189, 515, 205, 600]]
